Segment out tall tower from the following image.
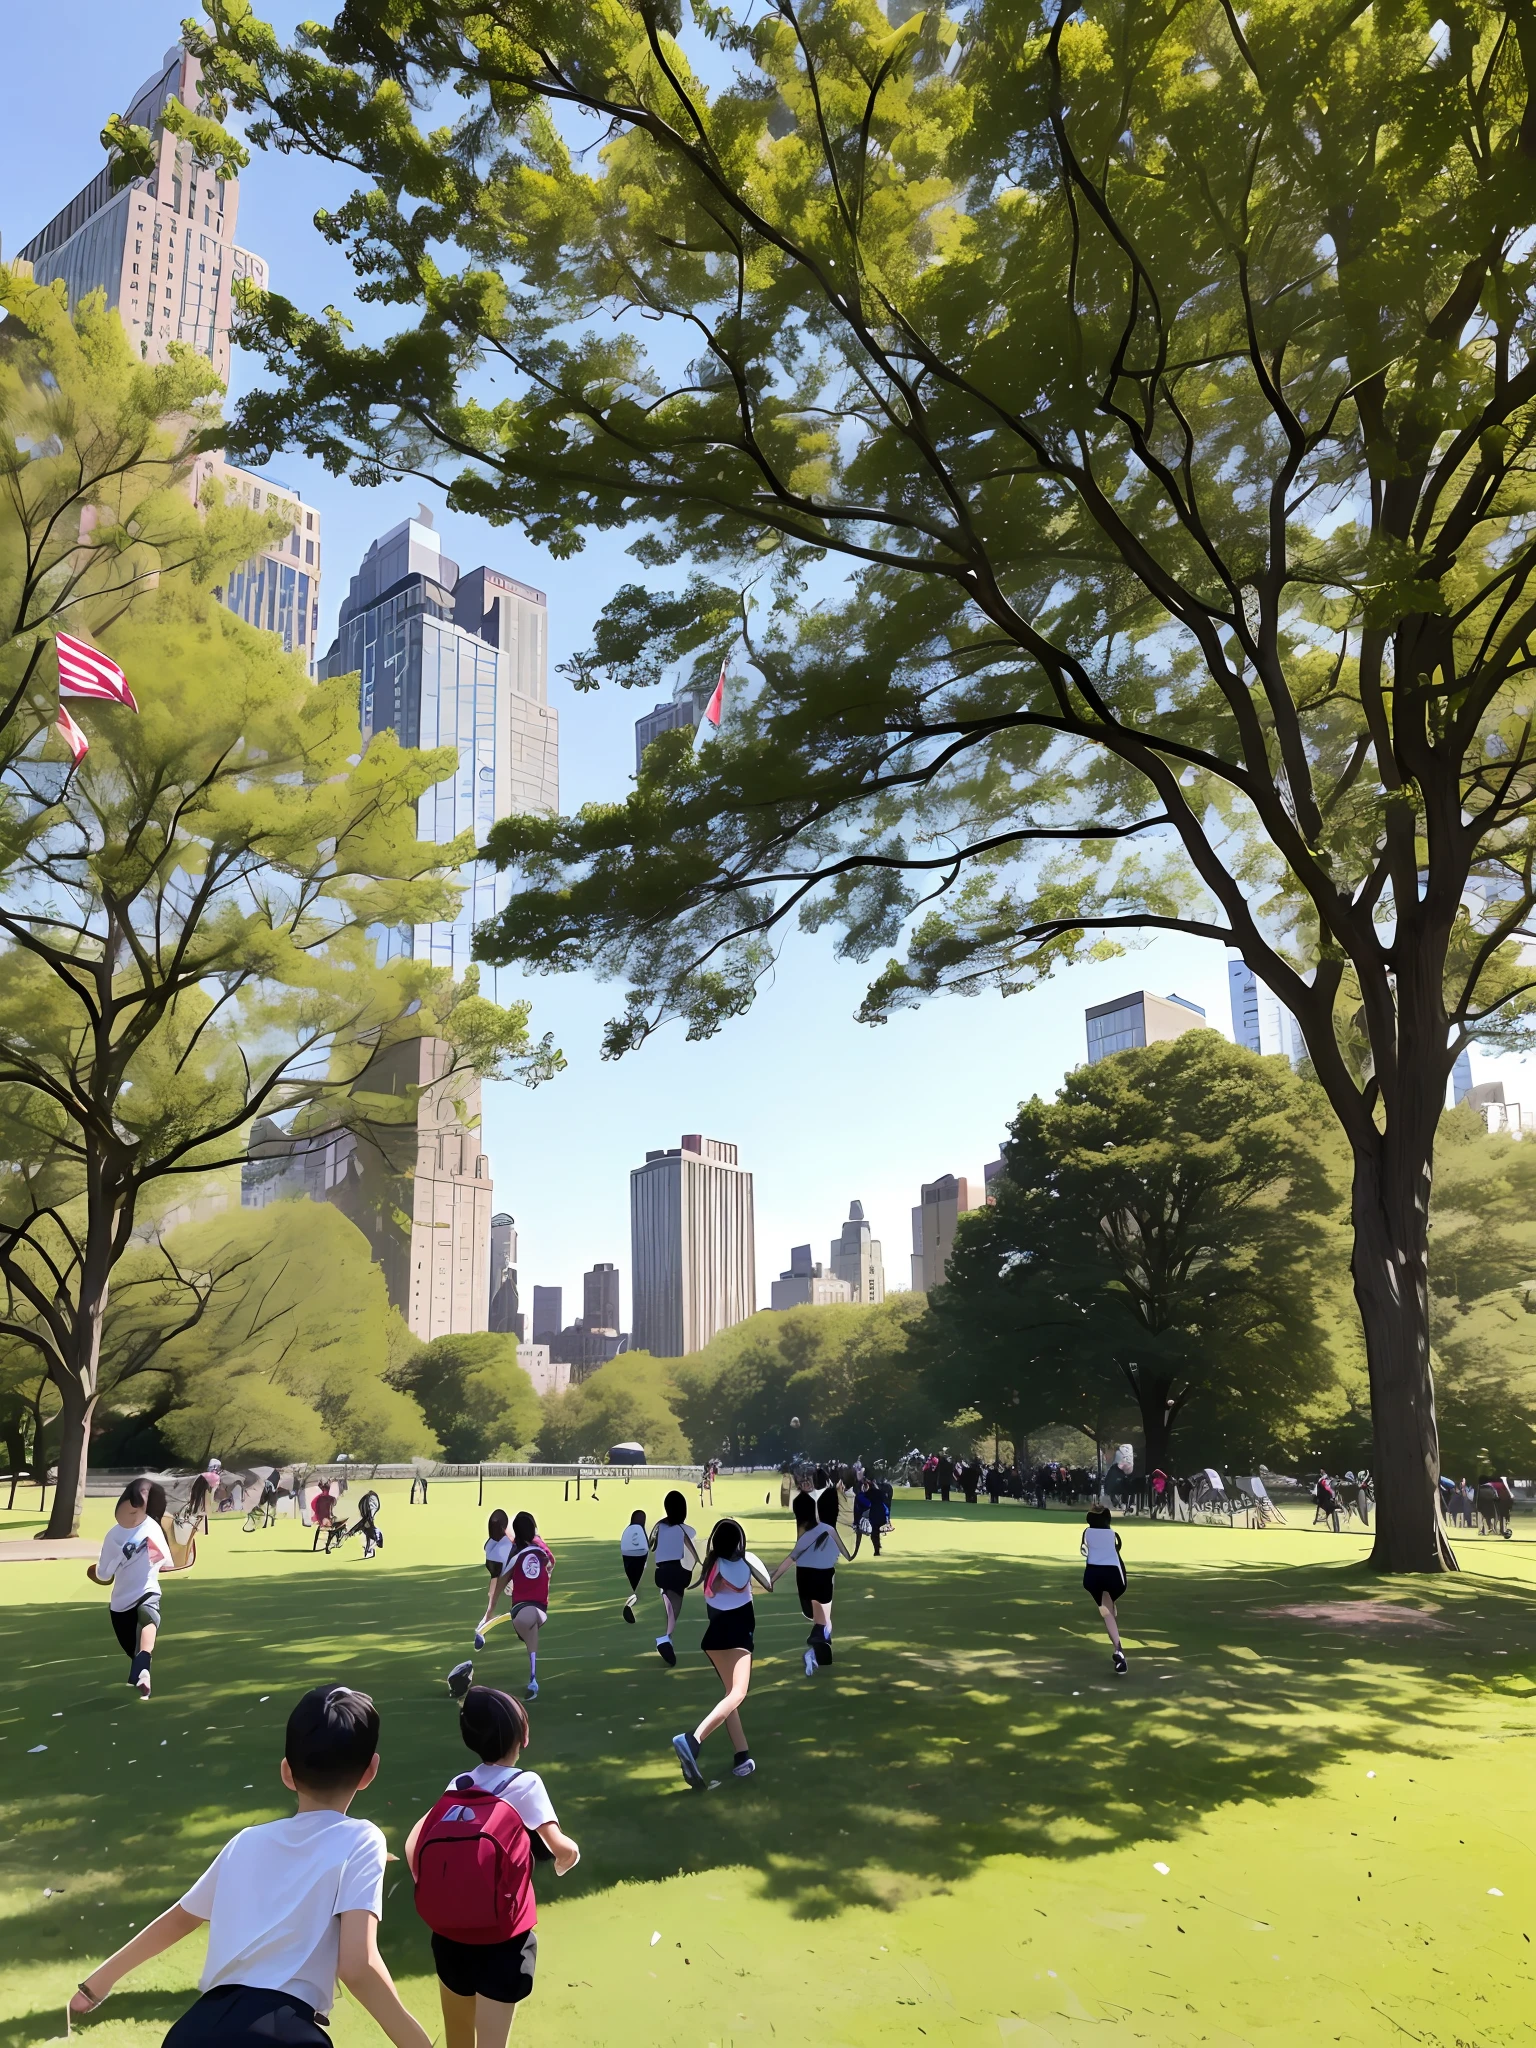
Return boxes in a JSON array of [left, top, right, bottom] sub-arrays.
[[630, 1134, 755, 1357], [828, 1200, 885, 1303], [1227, 961, 1302, 1065], [320, 509, 559, 971], [489, 1212, 522, 1336], [18, 45, 263, 382], [910, 1174, 978, 1293], [584, 1262, 621, 1331]]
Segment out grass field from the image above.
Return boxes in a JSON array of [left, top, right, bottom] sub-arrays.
[[2, 1477, 1535, 2047]]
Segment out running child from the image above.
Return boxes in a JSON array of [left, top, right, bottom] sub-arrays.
[[474, 1510, 515, 1644], [771, 1487, 851, 1673], [406, 1684, 579, 2048], [1081, 1505, 1128, 1675], [670, 1517, 773, 1788], [650, 1490, 699, 1668], [620, 1508, 649, 1624], [88, 1477, 189, 1699], [69, 1683, 429, 2046], [500, 1512, 553, 1699]]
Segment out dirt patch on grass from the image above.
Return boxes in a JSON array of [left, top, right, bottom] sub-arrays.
[[1255, 1601, 1454, 1632]]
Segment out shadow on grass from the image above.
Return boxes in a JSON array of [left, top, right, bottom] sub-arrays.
[[2, 1522, 1534, 1988], [0, 1991, 187, 2048]]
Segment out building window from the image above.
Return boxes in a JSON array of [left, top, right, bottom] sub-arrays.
[[304, 540, 314, 564]]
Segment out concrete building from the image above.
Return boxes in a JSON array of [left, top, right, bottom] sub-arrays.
[[983, 1158, 1007, 1202], [531, 1286, 563, 1346], [516, 1343, 571, 1399], [320, 509, 558, 972], [635, 677, 712, 776], [18, 45, 263, 384], [241, 1038, 494, 1342], [188, 456, 323, 675], [910, 1174, 979, 1293], [630, 1134, 755, 1358], [1084, 990, 1206, 1065], [828, 1200, 885, 1304], [550, 1323, 629, 1381], [771, 1244, 854, 1311], [1227, 961, 1302, 1065], [489, 1213, 523, 1337], [1465, 1080, 1535, 1136], [584, 1262, 621, 1332]]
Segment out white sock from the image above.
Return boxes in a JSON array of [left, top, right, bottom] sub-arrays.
[[656, 1633, 670, 1645]]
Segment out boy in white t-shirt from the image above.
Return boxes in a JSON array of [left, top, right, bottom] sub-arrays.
[[69, 1684, 431, 2047], [88, 1477, 185, 1699]]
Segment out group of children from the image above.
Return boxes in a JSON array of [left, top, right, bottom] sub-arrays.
[[70, 1678, 578, 2048]]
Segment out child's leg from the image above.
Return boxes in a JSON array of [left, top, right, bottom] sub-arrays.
[[694, 1648, 752, 1747], [513, 1607, 542, 1686], [1098, 1594, 1122, 1651], [439, 1983, 477, 2048], [660, 1586, 681, 1638], [475, 1996, 517, 2048], [478, 1572, 505, 1629]]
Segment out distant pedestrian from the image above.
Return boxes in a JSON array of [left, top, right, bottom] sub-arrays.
[[1081, 1506, 1128, 1676], [650, 1491, 699, 1668], [620, 1508, 649, 1624]]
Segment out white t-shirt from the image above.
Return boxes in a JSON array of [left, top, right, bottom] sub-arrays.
[[179, 1810, 386, 2018], [652, 1521, 695, 1564], [444, 1762, 556, 1831], [704, 1553, 766, 1610], [619, 1524, 650, 1557], [485, 1536, 513, 1571], [96, 1521, 173, 1613], [792, 1525, 841, 1570], [1082, 1527, 1123, 1569]]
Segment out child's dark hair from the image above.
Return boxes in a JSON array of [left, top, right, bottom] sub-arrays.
[[793, 1491, 816, 1529], [701, 1517, 745, 1582], [488, 1509, 508, 1541], [663, 1490, 688, 1523], [118, 1477, 167, 1522], [629, 1507, 647, 1527], [284, 1683, 379, 1793], [460, 1684, 529, 1763], [813, 1467, 828, 1488], [1086, 1506, 1112, 1528], [817, 1486, 841, 1526]]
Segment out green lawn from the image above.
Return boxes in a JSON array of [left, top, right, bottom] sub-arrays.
[[2, 1477, 1534, 2047]]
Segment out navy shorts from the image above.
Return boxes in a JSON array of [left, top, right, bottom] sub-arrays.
[[432, 1928, 537, 2004], [796, 1566, 835, 1615], [1083, 1565, 1126, 1604], [162, 1986, 327, 2045], [655, 1559, 692, 1596]]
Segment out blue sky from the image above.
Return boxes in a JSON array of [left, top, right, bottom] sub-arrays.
[[3, 6, 1527, 1329]]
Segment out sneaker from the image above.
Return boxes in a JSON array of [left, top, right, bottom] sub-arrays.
[[657, 1637, 677, 1668], [812, 1630, 832, 1668], [526, 1678, 539, 1700], [1112, 1649, 1128, 1676], [672, 1732, 706, 1790], [622, 1604, 636, 1625], [447, 1660, 474, 1701], [474, 1630, 486, 1651], [135, 1671, 152, 1699], [732, 1753, 756, 1778], [802, 1647, 818, 1678]]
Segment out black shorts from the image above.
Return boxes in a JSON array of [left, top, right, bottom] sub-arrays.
[[1083, 1565, 1126, 1604], [486, 1558, 505, 1576], [701, 1602, 755, 1653], [623, 1554, 646, 1589], [655, 1558, 692, 1596], [162, 1985, 327, 2045], [796, 1566, 835, 1615], [431, 1928, 537, 2005], [110, 1595, 161, 1658]]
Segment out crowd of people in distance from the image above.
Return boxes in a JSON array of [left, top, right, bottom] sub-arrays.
[[1441, 1472, 1517, 1536]]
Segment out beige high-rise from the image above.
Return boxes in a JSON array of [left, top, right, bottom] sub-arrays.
[[631, 1135, 755, 1357], [910, 1174, 979, 1293]]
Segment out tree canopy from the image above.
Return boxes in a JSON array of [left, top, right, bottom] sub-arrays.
[[928, 1033, 1350, 1472], [536, 1351, 690, 1463], [387, 1330, 542, 1461], [186, 0, 1536, 1565]]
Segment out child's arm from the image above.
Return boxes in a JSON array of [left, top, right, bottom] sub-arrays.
[[336, 1909, 432, 2048], [68, 1902, 204, 2015], [834, 1529, 854, 1561], [403, 1813, 426, 1879], [536, 1819, 581, 1874]]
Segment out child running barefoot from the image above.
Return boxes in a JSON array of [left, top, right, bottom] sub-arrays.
[[69, 1684, 429, 2046], [474, 1511, 514, 1649], [620, 1508, 649, 1624], [671, 1518, 772, 1789], [406, 1685, 579, 2048], [502, 1512, 553, 1699], [772, 1488, 851, 1673], [1081, 1506, 1129, 1675], [88, 1478, 188, 1699], [650, 1490, 699, 1668]]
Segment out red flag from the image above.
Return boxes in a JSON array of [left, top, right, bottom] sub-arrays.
[[55, 705, 89, 764], [55, 631, 138, 711], [702, 656, 726, 731]]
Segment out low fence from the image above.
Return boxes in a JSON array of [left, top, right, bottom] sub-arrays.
[[68, 1461, 703, 1499]]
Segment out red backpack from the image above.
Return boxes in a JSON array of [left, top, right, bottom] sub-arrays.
[[413, 1777, 535, 1944]]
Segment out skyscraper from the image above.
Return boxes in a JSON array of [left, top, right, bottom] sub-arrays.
[[320, 509, 559, 971], [770, 1244, 854, 1311], [1451, 1048, 1474, 1106], [489, 1213, 523, 1336], [584, 1262, 621, 1332], [1084, 990, 1206, 1064], [1227, 961, 1303, 1065], [18, 45, 263, 383], [910, 1174, 978, 1292], [193, 457, 323, 675], [531, 1286, 563, 1345], [630, 1134, 755, 1358], [635, 677, 712, 776], [828, 1200, 885, 1303]]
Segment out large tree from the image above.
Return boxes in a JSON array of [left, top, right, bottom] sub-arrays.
[[190, 0, 1536, 1567], [927, 1032, 1350, 1472]]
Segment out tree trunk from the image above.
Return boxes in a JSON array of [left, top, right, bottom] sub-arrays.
[[43, 1374, 95, 1538], [1124, 1367, 1181, 1475], [1350, 1134, 1456, 1572]]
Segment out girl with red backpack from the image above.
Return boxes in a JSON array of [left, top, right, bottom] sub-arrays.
[[500, 1512, 553, 1700], [671, 1518, 773, 1789], [406, 1686, 579, 2048]]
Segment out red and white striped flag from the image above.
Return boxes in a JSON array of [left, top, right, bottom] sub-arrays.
[[54, 631, 138, 711], [702, 655, 726, 731], [55, 705, 89, 764]]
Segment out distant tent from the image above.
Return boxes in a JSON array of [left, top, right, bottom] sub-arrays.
[[607, 1442, 646, 1466]]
